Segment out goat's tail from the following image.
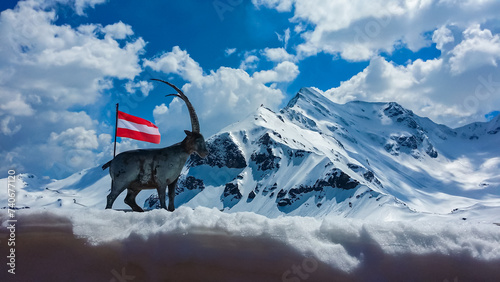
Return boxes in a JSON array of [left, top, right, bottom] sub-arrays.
[[102, 160, 112, 170]]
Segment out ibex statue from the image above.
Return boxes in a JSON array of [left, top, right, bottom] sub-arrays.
[[102, 79, 208, 212]]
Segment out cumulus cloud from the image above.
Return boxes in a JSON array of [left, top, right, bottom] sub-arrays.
[[102, 21, 134, 40], [449, 24, 500, 75], [1, 116, 22, 136], [432, 25, 454, 51], [239, 53, 260, 71], [125, 80, 154, 97], [144, 46, 204, 83], [46, 127, 111, 173], [27, 0, 108, 16], [0, 91, 35, 117], [253, 61, 299, 84], [0, 1, 145, 109], [153, 103, 169, 116], [262, 47, 295, 63], [50, 127, 100, 150]]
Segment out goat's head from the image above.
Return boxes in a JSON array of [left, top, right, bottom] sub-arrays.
[[183, 130, 208, 158], [151, 79, 209, 158]]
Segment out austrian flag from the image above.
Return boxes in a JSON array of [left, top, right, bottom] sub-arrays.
[[116, 111, 161, 144]]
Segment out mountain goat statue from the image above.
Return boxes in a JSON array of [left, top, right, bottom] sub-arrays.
[[102, 79, 208, 212]]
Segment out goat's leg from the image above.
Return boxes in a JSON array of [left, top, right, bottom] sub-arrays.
[[106, 180, 127, 209], [124, 189, 144, 212], [167, 178, 178, 212], [157, 185, 167, 210]]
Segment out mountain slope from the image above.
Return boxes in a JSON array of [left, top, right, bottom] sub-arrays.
[[145, 87, 500, 221]]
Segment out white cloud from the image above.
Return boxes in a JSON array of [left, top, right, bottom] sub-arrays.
[[0, 1, 145, 109], [153, 103, 169, 116], [262, 47, 295, 62], [22, 0, 108, 16], [125, 80, 153, 96], [144, 46, 204, 83], [449, 25, 500, 75], [432, 25, 454, 51], [253, 61, 299, 84], [1, 113, 112, 178], [1, 116, 22, 136], [252, 0, 294, 12], [71, 0, 108, 15], [239, 53, 260, 70], [0, 91, 35, 117], [102, 21, 133, 39], [50, 127, 100, 150], [33, 27, 145, 80], [225, 48, 237, 57], [276, 28, 291, 49]]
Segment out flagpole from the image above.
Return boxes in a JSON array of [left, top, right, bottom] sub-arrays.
[[113, 103, 119, 158]]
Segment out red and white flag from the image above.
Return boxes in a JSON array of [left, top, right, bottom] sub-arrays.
[[116, 111, 161, 144]]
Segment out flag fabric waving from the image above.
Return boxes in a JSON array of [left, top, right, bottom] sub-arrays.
[[116, 111, 161, 144]]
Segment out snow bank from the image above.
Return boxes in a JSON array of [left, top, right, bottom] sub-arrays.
[[2, 207, 499, 281]]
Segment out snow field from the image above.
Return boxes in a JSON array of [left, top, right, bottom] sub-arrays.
[[6, 206, 498, 272]]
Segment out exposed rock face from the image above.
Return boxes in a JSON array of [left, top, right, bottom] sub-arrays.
[[144, 194, 161, 209], [276, 169, 360, 208], [221, 182, 242, 209], [250, 133, 281, 172], [247, 191, 256, 202], [178, 176, 205, 193], [383, 102, 407, 118], [380, 102, 439, 159], [318, 169, 360, 190], [250, 150, 281, 172], [145, 175, 206, 209], [189, 132, 246, 169], [384, 133, 438, 159]]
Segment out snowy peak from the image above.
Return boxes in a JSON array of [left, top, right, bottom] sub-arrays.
[[283, 87, 340, 123], [285, 87, 326, 109], [159, 87, 499, 219], [382, 101, 412, 118], [456, 113, 500, 138], [281, 88, 440, 160]]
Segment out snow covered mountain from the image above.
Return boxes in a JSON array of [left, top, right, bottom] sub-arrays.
[[148, 86, 500, 222], [2, 87, 500, 222]]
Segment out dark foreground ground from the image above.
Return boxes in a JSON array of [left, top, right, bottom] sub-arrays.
[[1, 212, 499, 282]]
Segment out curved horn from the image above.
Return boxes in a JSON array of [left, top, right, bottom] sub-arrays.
[[151, 79, 200, 133]]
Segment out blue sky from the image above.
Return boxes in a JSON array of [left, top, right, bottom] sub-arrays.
[[1, 0, 500, 179]]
